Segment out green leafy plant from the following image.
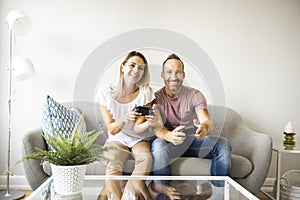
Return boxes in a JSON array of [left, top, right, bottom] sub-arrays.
[[5, 114, 124, 173]]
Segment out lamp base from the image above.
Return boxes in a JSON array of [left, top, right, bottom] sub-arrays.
[[283, 132, 296, 146], [0, 191, 25, 200]]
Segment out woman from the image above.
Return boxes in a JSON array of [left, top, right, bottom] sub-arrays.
[[97, 51, 155, 200]]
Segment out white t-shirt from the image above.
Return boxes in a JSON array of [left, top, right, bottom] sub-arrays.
[[98, 84, 155, 147]]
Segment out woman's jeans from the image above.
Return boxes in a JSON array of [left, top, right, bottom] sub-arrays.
[[151, 135, 231, 187]]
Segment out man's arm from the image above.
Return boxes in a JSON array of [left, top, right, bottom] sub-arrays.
[[194, 108, 213, 138], [150, 105, 169, 140], [151, 105, 186, 145]]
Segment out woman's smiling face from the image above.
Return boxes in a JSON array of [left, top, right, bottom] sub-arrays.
[[122, 56, 146, 85]]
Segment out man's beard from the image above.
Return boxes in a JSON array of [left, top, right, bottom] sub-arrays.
[[165, 79, 183, 93]]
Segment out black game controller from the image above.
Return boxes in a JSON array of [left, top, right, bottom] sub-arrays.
[[182, 127, 197, 135], [134, 106, 154, 116]]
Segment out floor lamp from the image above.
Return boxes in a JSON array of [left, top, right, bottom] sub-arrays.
[[0, 10, 35, 200]]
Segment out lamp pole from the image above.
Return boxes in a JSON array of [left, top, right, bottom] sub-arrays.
[[0, 16, 25, 200]]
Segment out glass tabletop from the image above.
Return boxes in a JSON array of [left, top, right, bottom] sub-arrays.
[[27, 176, 259, 200]]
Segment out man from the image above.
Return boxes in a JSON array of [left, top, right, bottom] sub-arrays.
[[150, 54, 231, 200]]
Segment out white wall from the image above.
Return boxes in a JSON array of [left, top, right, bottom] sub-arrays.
[[1, 0, 300, 188]]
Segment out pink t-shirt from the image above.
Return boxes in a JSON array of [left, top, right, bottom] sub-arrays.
[[154, 86, 207, 131]]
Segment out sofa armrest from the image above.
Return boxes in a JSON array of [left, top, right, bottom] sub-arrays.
[[230, 123, 272, 193], [21, 128, 50, 190]]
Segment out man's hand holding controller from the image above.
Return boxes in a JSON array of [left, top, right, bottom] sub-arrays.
[[193, 119, 209, 139], [170, 125, 186, 145]]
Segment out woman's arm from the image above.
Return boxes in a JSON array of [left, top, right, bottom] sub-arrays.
[[133, 103, 152, 134], [99, 104, 126, 135], [133, 116, 151, 134]]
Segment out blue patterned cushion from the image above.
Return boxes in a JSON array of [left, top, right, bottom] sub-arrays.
[[41, 95, 86, 150]]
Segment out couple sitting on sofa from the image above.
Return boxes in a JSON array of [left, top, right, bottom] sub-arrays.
[[97, 51, 231, 200]]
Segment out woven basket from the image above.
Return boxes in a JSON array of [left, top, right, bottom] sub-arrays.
[[51, 164, 87, 195], [273, 170, 300, 200]]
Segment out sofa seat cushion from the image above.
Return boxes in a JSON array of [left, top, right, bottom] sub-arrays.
[[229, 154, 253, 178], [43, 154, 252, 178], [170, 154, 253, 178]]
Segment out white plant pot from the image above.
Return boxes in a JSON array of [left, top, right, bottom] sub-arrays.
[[51, 163, 87, 195]]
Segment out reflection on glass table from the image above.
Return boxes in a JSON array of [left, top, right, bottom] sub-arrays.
[[27, 175, 259, 200]]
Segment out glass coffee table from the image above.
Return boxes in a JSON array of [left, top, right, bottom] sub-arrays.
[[27, 176, 259, 200]]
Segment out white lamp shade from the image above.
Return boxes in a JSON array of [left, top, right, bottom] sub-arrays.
[[7, 10, 31, 35], [12, 57, 35, 81]]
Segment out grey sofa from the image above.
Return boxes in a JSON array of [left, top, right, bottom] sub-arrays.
[[21, 102, 272, 194]]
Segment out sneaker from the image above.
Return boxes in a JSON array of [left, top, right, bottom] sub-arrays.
[[171, 180, 212, 200], [211, 185, 224, 200]]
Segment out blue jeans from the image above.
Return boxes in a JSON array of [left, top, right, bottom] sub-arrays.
[[151, 135, 231, 187]]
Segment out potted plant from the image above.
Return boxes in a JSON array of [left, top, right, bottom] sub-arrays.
[[7, 114, 121, 196]]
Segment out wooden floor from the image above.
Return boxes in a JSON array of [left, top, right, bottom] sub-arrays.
[[256, 191, 273, 199], [19, 190, 272, 199], [21, 191, 31, 199], [0, 191, 31, 200]]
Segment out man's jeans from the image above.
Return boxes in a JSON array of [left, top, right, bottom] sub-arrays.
[[151, 135, 231, 187]]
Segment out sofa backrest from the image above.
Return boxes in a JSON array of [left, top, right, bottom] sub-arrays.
[[66, 101, 108, 146], [70, 102, 245, 147], [208, 104, 253, 155], [208, 104, 243, 138]]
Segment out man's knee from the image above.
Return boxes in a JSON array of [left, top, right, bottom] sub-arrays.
[[151, 138, 168, 152], [216, 137, 231, 151], [205, 136, 231, 150]]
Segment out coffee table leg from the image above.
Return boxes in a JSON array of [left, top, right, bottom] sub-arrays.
[[275, 151, 281, 200], [224, 181, 230, 200]]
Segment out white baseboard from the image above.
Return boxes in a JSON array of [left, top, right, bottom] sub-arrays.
[[0, 175, 30, 190], [261, 177, 275, 192], [0, 175, 276, 192]]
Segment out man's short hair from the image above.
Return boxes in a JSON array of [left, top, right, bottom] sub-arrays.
[[162, 53, 185, 71]]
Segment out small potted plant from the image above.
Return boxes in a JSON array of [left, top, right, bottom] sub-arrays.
[[7, 114, 121, 195]]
